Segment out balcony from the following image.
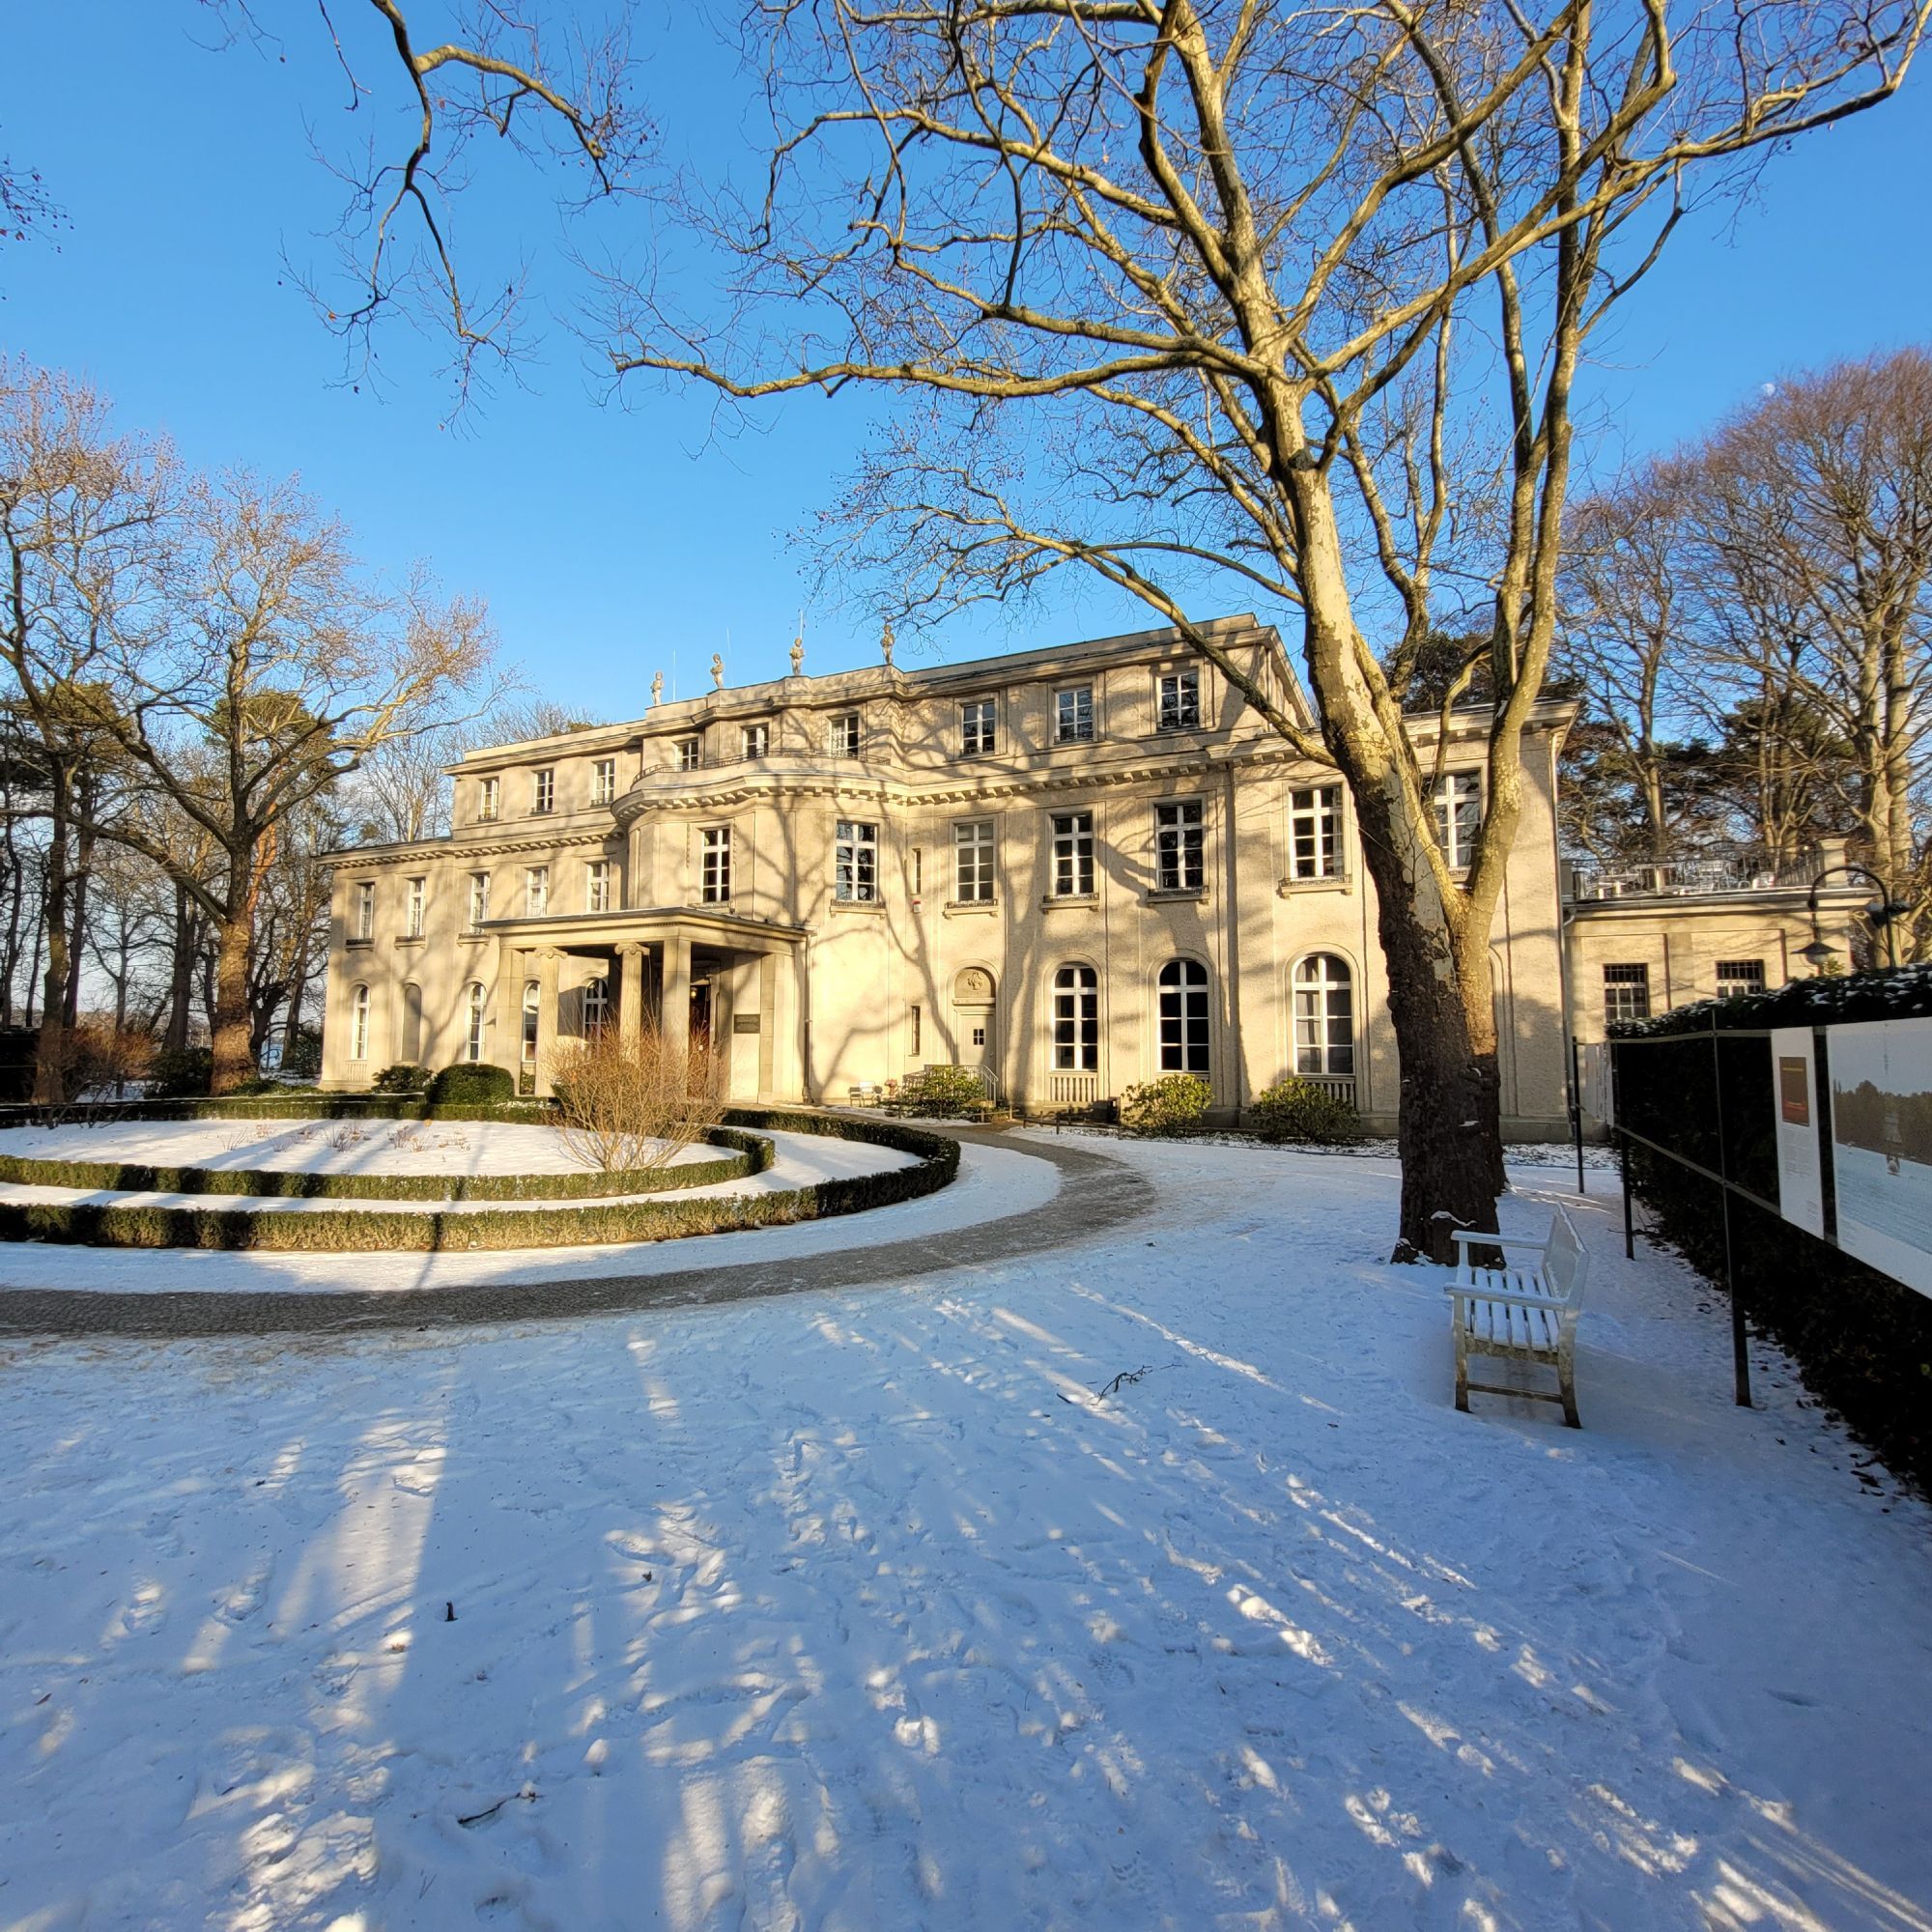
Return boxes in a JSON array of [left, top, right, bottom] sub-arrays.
[[1565, 843, 1842, 903]]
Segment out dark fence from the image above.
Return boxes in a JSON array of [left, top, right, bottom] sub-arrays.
[[1612, 967, 1932, 1494]]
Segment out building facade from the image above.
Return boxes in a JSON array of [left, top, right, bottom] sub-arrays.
[[318, 614, 1865, 1136]]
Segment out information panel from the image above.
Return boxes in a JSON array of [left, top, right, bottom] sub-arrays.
[[1827, 1016, 1932, 1300], [1771, 1026, 1825, 1237]]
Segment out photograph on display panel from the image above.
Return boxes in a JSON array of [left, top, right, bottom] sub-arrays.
[[1829, 1016, 1932, 1299]]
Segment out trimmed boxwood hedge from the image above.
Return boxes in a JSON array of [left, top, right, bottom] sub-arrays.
[[0, 1126, 770, 1203], [0, 1104, 958, 1253], [1614, 977, 1932, 1495]]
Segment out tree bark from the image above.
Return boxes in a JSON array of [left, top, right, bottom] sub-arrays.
[[210, 895, 256, 1094], [32, 770, 71, 1102]]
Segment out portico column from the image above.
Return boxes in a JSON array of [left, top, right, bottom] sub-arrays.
[[534, 947, 562, 1095], [616, 942, 645, 1046], [661, 931, 693, 1087]]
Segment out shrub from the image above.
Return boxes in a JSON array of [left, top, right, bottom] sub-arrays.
[[148, 1045, 213, 1097], [280, 1026, 324, 1079], [546, 1028, 721, 1171], [1120, 1072, 1212, 1135], [1247, 1075, 1361, 1144], [426, 1062, 515, 1107], [372, 1063, 432, 1094], [901, 1064, 990, 1118], [224, 1077, 307, 1096]]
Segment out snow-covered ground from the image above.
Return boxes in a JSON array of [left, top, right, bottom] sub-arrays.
[[3, 1134, 1929, 1931], [0, 1117, 717, 1179]]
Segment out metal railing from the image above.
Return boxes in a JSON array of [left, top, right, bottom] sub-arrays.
[[1567, 845, 1823, 901]]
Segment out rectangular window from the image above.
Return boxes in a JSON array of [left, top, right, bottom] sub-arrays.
[[674, 737, 701, 773], [835, 820, 878, 902], [1056, 686, 1094, 744], [532, 768, 554, 815], [468, 872, 490, 933], [1156, 668, 1202, 732], [961, 698, 997, 756], [1053, 968, 1099, 1070], [909, 1004, 923, 1055], [585, 860, 611, 913], [591, 757, 616, 806], [700, 826, 731, 903], [526, 865, 550, 917], [1717, 958, 1766, 1001], [404, 875, 426, 938], [909, 848, 923, 896], [354, 880, 375, 941], [829, 713, 861, 756], [954, 821, 995, 902], [478, 776, 499, 822], [1288, 785, 1343, 880], [1051, 810, 1094, 897], [1154, 800, 1205, 893], [742, 722, 769, 760], [1603, 962, 1651, 1026], [1433, 771, 1481, 869]]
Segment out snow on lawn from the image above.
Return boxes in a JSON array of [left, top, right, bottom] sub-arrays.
[[0, 1137, 1043, 1295], [0, 1128, 920, 1226], [0, 1117, 717, 1179], [4, 1135, 1931, 1931]]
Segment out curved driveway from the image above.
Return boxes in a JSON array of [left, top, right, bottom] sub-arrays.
[[0, 1127, 1151, 1339]]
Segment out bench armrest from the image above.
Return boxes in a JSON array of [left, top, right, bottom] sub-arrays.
[[1449, 1228, 1551, 1253]]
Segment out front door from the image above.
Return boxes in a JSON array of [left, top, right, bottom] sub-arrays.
[[689, 980, 714, 1094], [952, 966, 998, 1102]]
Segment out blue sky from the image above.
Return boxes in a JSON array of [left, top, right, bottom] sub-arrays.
[[6, 5, 1929, 716]]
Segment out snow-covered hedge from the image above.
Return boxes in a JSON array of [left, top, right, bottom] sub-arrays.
[[1610, 962, 1932, 1038]]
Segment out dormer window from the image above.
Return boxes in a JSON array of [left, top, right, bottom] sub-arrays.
[[532, 767, 555, 814], [591, 757, 616, 806], [674, 737, 701, 773], [1156, 668, 1201, 732]]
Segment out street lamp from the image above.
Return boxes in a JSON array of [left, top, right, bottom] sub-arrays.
[[1805, 863, 1915, 972]]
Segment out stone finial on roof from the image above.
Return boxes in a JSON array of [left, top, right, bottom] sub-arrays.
[[881, 620, 895, 668], [649, 670, 664, 708], [710, 651, 724, 690], [789, 621, 806, 677]]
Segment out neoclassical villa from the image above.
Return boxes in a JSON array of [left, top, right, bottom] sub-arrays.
[[319, 614, 1866, 1135]]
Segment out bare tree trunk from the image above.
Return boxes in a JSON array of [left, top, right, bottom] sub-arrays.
[[210, 898, 255, 1094], [32, 775, 71, 1102], [164, 883, 197, 1052]]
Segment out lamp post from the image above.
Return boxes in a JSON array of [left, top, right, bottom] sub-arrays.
[[1804, 863, 1915, 973]]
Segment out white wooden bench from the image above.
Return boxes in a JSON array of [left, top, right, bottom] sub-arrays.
[[1447, 1206, 1588, 1428]]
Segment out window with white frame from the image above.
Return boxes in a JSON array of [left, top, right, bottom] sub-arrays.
[[700, 826, 731, 903], [1432, 771, 1481, 868], [1156, 668, 1202, 731], [354, 880, 375, 940], [477, 775, 499, 822], [961, 698, 997, 756], [532, 767, 554, 814], [834, 820, 878, 901], [1293, 953, 1355, 1076], [591, 757, 616, 806], [829, 713, 861, 756], [350, 983, 371, 1060], [742, 722, 770, 760], [585, 859, 611, 913], [466, 981, 487, 1062], [404, 875, 426, 938], [954, 820, 995, 902], [1288, 785, 1343, 880], [1603, 961, 1651, 1025], [468, 871, 490, 932], [1717, 957, 1766, 1000], [526, 865, 550, 917], [1158, 958, 1209, 1072], [1053, 963, 1099, 1070], [1056, 686, 1094, 743], [584, 976, 611, 1039], [522, 980, 541, 1064], [1154, 800, 1205, 892], [909, 1004, 922, 1055], [673, 736, 701, 772], [1051, 810, 1094, 896]]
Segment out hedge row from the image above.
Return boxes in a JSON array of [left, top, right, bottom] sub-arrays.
[[1612, 960, 1932, 1038], [0, 1126, 770, 1203], [0, 1111, 958, 1253], [0, 1094, 562, 1130]]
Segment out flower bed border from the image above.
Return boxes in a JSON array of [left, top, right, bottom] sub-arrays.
[[0, 1104, 958, 1253]]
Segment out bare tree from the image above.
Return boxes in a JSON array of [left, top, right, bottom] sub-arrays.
[[278, 0, 1929, 1250]]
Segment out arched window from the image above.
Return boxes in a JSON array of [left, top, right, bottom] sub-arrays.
[[522, 980, 541, 1065], [583, 976, 611, 1040], [466, 982, 487, 1064], [1052, 964, 1098, 1070], [1157, 959, 1209, 1073], [350, 983, 371, 1061], [1293, 954, 1355, 1076]]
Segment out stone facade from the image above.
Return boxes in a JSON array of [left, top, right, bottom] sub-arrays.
[[319, 614, 1855, 1137]]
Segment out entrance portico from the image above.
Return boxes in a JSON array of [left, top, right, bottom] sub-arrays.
[[483, 906, 809, 1101]]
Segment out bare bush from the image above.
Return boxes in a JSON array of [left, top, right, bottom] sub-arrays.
[[545, 1027, 720, 1175]]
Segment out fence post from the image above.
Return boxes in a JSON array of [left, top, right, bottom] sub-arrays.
[[1569, 1035, 1586, 1196], [1709, 1012, 1752, 1409]]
